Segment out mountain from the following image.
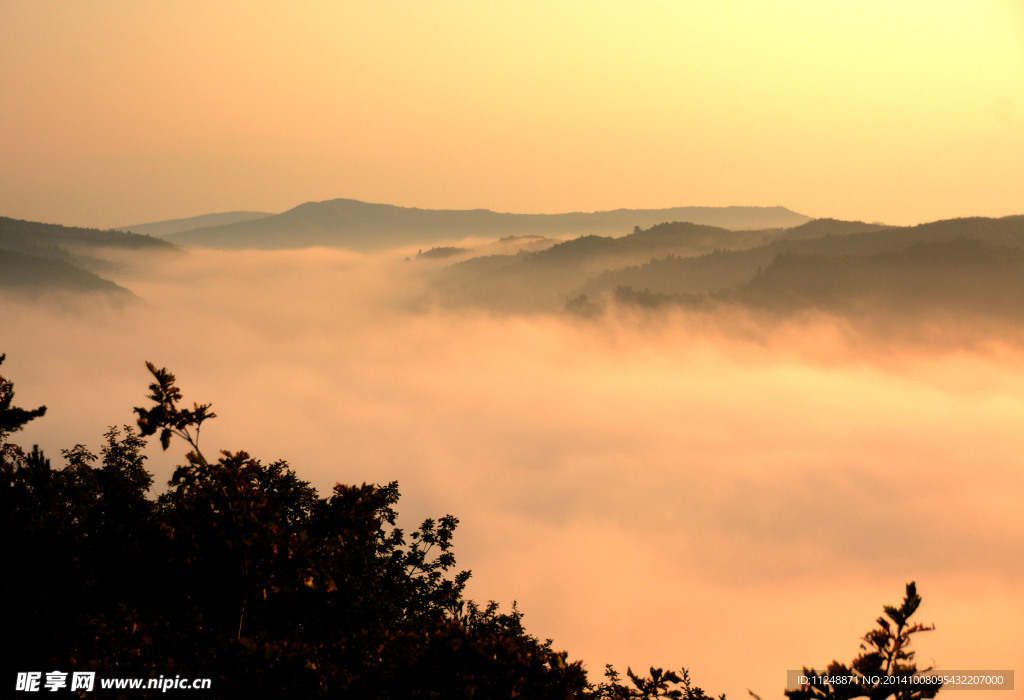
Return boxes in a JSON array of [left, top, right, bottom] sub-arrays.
[[0, 248, 136, 301], [578, 216, 1024, 301], [724, 238, 1024, 320], [165, 198, 811, 250], [432, 214, 1024, 313], [118, 211, 273, 238], [434, 219, 873, 312], [1, 216, 177, 253], [0, 216, 177, 300]]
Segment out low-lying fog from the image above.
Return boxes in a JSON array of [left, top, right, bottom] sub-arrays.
[[5, 247, 1023, 699]]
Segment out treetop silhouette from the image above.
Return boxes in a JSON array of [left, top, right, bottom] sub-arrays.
[[1, 354, 942, 698]]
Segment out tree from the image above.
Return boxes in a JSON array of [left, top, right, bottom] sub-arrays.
[[785, 582, 941, 700], [592, 665, 724, 699], [1, 356, 942, 698], [134, 361, 215, 460], [0, 352, 46, 466], [0, 353, 46, 436]]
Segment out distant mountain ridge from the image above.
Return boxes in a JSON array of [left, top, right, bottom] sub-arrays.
[[432, 214, 1024, 313], [118, 211, 273, 238], [0, 216, 176, 254], [0, 216, 177, 300], [577, 216, 1024, 298], [165, 198, 812, 250], [435, 218, 882, 311]]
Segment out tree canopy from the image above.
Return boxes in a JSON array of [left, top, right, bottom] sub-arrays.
[[1, 356, 941, 699]]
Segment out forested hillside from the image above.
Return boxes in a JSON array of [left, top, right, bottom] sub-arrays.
[[430, 215, 1024, 319], [0, 216, 177, 300]]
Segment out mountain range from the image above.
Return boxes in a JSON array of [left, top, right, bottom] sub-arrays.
[[118, 211, 272, 238], [430, 215, 1024, 317], [125, 198, 812, 251], [10, 199, 1024, 324]]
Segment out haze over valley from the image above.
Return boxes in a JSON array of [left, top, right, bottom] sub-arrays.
[[4, 1, 1023, 696], [4, 200, 1024, 698]]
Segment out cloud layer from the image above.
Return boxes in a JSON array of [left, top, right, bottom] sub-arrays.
[[5, 248, 1023, 698]]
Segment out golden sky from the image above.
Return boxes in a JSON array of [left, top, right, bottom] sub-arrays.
[[1, 0, 1022, 228]]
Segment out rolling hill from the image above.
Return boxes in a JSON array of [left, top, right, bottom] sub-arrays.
[[432, 215, 1024, 314], [0, 248, 136, 301], [577, 216, 1024, 301], [118, 211, 272, 238], [0, 216, 177, 300], [164, 198, 811, 250], [434, 218, 888, 311], [723, 237, 1024, 320]]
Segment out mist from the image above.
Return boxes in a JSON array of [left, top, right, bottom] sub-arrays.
[[4, 247, 1023, 699]]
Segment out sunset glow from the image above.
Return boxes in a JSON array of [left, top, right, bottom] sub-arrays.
[[3, 3, 1024, 698], [2, 1, 1022, 226]]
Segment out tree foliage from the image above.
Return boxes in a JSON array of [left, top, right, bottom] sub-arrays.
[[0, 352, 46, 439], [1, 357, 941, 698], [593, 665, 724, 699], [785, 582, 941, 700], [2, 361, 594, 698], [133, 361, 215, 457]]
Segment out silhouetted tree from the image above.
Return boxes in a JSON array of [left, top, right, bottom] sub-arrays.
[[0, 353, 46, 457], [1, 355, 942, 698], [134, 361, 215, 459], [592, 665, 724, 699], [785, 582, 941, 699]]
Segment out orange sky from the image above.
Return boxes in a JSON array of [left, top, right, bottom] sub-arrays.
[[1, 1, 1023, 228]]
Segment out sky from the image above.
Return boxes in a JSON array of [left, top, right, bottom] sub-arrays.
[[1, 0, 1023, 229], [4, 4, 1024, 697]]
